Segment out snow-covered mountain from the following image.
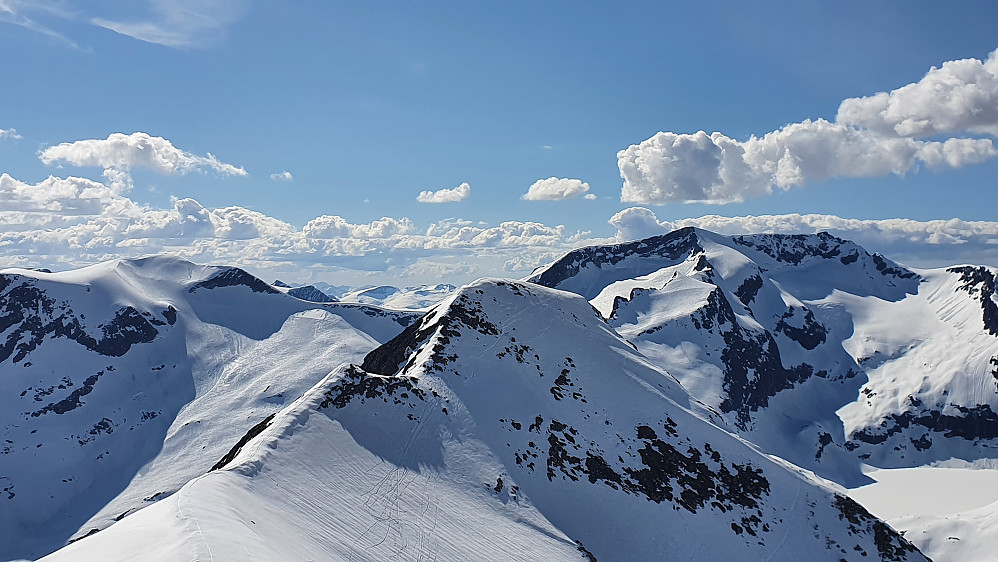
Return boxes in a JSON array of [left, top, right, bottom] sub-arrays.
[[337, 283, 457, 309], [272, 281, 338, 303], [0, 256, 418, 561], [43, 278, 925, 561], [11, 226, 998, 560], [526, 227, 998, 556]]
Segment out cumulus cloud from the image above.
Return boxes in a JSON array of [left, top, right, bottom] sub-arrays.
[[0, 173, 142, 230], [416, 182, 470, 203], [40, 132, 246, 178], [270, 171, 293, 182], [838, 48, 998, 137], [522, 177, 593, 201], [609, 207, 998, 268], [0, 170, 593, 285], [620, 47, 998, 205], [303, 215, 415, 239], [608, 207, 669, 241], [3, 163, 998, 286], [0, 128, 21, 140]]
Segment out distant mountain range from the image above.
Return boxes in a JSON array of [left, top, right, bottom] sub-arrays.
[[273, 280, 457, 310], [3, 228, 997, 560]]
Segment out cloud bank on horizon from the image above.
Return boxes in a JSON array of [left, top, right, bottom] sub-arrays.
[[3, 139, 998, 285], [618, 48, 998, 205]]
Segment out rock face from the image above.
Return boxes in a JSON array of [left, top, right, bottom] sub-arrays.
[[0, 256, 419, 561], [14, 230, 998, 561], [45, 279, 926, 561], [0, 273, 169, 364], [286, 285, 337, 303], [527, 228, 998, 484]]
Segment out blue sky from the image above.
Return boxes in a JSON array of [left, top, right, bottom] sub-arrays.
[[2, 1, 998, 285]]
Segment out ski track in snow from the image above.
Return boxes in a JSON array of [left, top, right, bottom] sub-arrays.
[[765, 479, 802, 561], [178, 475, 214, 562], [17, 239, 989, 560]]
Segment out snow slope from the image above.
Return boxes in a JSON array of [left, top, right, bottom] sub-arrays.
[[526, 227, 998, 560], [0, 256, 417, 560], [528, 229, 998, 478], [47, 279, 925, 561], [846, 464, 998, 562]]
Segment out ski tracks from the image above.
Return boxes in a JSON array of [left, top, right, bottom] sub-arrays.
[[177, 475, 215, 562], [352, 400, 439, 561]]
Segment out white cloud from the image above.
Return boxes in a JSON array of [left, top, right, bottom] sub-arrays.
[[608, 207, 669, 241], [838, 48, 998, 137], [40, 132, 246, 177], [0, 173, 143, 231], [619, 47, 998, 206], [522, 177, 593, 201], [303, 215, 415, 239], [91, 0, 249, 49], [609, 207, 998, 268], [416, 182, 470, 203], [4, 166, 998, 287], [0, 167, 604, 285], [270, 171, 293, 182], [0, 128, 21, 140], [0, 0, 80, 48], [0, 1, 247, 50], [619, 122, 997, 205]]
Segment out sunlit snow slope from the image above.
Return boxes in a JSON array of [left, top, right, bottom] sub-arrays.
[[0, 256, 417, 560], [47, 279, 925, 561], [529, 228, 998, 484]]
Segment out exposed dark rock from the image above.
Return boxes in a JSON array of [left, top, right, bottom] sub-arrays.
[[28, 372, 103, 417], [318, 365, 427, 410], [850, 403, 998, 445], [67, 528, 101, 544], [910, 434, 932, 451], [529, 228, 702, 295], [734, 274, 764, 305], [188, 267, 280, 294], [363, 291, 499, 377], [774, 307, 828, 351], [816, 432, 833, 460], [688, 287, 820, 428], [287, 285, 337, 303], [161, 306, 177, 325], [361, 314, 436, 376], [576, 541, 597, 562], [833, 495, 922, 561], [210, 413, 277, 471], [0, 276, 161, 364], [872, 254, 918, 280], [948, 266, 998, 336], [840, 251, 860, 265], [533, 417, 772, 537], [731, 232, 846, 266]]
